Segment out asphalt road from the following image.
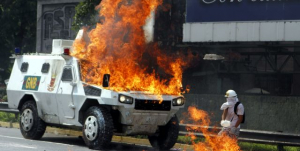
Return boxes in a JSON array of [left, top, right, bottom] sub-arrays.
[[0, 127, 159, 151]]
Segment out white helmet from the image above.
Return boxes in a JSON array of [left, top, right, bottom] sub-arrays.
[[225, 90, 237, 97]]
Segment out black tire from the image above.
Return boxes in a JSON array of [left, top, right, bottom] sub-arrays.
[[19, 100, 46, 140], [148, 115, 179, 150], [82, 106, 114, 150]]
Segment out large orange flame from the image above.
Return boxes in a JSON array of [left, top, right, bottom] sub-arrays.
[[186, 106, 241, 151], [72, 0, 194, 95]]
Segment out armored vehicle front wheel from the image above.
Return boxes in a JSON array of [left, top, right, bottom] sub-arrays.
[[148, 115, 179, 150], [82, 106, 114, 149], [19, 100, 46, 140]]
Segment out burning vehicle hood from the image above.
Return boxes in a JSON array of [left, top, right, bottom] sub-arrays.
[[118, 91, 182, 100], [84, 83, 182, 100]]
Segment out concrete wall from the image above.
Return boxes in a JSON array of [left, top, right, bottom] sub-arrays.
[[36, 0, 84, 53], [178, 94, 300, 134], [183, 21, 300, 42]]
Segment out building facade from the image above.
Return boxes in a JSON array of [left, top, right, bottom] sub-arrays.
[[36, 0, 83, 53]]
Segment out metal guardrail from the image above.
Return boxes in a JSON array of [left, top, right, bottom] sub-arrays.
[[179, 124, 300, 150], [0, 102, 19, 113]]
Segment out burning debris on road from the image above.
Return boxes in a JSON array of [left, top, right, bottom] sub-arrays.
[[184, 106, 240, 151]]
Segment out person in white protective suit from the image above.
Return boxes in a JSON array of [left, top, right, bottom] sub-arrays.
[[218, 90, 244, 138]]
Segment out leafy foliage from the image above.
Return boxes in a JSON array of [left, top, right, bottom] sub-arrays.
[[0, 0, 37, 81], [0, 112, 19, 123], [2, 95, 7, 102], [73, 0, 102, 31]]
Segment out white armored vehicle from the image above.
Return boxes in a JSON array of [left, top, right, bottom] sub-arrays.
[[6, 39, 185, 150]]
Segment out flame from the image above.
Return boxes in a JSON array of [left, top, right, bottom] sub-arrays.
[[186, 106, 240, 151], [72, 0, 195, 95]]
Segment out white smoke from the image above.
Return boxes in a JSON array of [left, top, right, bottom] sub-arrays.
[[143, 11, 155, 43]]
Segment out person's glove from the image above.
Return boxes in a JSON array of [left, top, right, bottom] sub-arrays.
[[220, 120, 231, 127], [229, 127, 237, 134]]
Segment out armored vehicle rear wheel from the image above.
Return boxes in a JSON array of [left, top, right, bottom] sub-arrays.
[[148, 115, 179, 150], [82, 106, 113, 150], [19, 100, 46, 140]]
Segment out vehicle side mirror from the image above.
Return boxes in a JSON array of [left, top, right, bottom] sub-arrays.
[[103, 74, 110, 87]]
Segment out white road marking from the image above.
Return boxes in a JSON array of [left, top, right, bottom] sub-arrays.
[[0, 142, 37, 149], [0, 135, 24, 140], [0, 134, 74, 147]]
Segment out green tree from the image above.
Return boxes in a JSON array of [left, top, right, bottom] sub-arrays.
[[73, 0, 102, 31], [0, 112, 18, 122], [0, 0, 37, 81]]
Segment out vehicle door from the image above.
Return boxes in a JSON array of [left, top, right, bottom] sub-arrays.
[[56, 66, 76, 119], [36, 61, 63, 124]]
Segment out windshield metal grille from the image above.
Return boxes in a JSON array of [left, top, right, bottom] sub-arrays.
[[84, 86, 101, 96], [135, 99, 171, 111]]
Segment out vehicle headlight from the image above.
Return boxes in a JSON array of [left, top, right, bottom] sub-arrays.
[[177, 98, 183, 105], [172, 97, 185, 106], [118, 95, 133, 104], [120, 95, 126, 102]]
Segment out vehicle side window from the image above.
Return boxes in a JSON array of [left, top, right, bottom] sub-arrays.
[[61, 67, 73, 82], [21, 62, 29, 72], [41, 63, 50, 73]]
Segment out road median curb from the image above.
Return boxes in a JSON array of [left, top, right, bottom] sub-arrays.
[[0, 121, 193, 150]]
